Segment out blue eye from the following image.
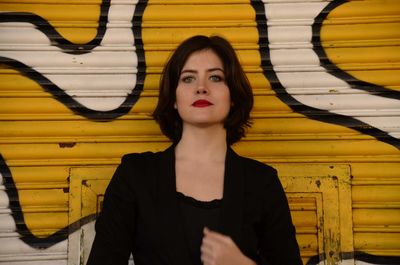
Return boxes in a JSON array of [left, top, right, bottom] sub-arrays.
[[210, 75, 223, 82], [181, 76, 195, 83]]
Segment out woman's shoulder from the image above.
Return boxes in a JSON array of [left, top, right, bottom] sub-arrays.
[[121, 150, 159, 162], [120, 146, 169, 162], [234, 153, 281, 189], [112, 150, 167, 188], [237, 154, 277, 176], [114, 150, 163, 177]]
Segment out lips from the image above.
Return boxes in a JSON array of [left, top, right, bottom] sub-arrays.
[[192, 99, 213, 108]]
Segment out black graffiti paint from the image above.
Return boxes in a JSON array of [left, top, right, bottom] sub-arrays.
[[0, 0, 147, 120], [250, 0, 400, 150], [306, 251, 400, 265], [0, 0, 148, 248], [313, 1, 400, 101], [250, 0, 400, 264]]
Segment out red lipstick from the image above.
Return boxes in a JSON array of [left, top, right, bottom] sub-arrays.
[[192, 99, 213, 108]]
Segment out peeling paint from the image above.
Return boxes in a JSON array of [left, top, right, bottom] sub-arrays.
[[59, 142, 77, 148]]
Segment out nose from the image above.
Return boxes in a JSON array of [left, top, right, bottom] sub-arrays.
[[196, 76, 209, 95], [196, 85, 208, 95], [196, 88, 207, 94]]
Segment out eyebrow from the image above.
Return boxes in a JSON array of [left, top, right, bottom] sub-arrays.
[[180, 68, 224, 74]]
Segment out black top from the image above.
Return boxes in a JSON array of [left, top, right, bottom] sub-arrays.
[[176, 191, 222, 265], [87, 145, 302, 265]]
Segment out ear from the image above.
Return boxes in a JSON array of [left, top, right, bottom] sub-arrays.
[[174, 102, 177, 109]]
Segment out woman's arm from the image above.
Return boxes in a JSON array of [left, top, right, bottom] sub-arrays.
[[87, 155, 137, 265], [256, 169, 303, 265]]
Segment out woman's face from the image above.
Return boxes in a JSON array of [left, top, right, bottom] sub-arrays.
[[175, 49, 231, 128]]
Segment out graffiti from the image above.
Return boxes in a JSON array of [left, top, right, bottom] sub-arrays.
[[0, 0, 399, 264], [0, 0, 147, 119], [251, 0, 400, 149], [0, 0, 148, 256]]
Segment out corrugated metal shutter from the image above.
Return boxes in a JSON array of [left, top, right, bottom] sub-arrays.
[[0, 0, 399, 264], [0, 0, 147, 264]]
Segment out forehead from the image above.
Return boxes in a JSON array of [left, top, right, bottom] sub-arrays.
[[182, 49, 224, 70]]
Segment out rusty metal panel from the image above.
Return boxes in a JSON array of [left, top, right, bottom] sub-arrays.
[[68, 167, 115, 265], [277, 164, 353, 265]]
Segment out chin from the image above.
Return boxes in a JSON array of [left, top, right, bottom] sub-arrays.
[[187, 119, 226, 128]]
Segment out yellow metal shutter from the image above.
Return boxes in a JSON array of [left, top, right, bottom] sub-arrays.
[[0, 0, 399, 264]]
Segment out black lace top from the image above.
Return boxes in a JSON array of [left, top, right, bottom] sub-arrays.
[[176, 192, 222, 265]]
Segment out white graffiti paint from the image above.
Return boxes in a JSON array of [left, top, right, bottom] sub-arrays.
[[1, 172, 68, 264], [0, 1, 140, 264], [68, 221, 134, 265], [263, 0, 400, 139], [0, 2, 138, 111]]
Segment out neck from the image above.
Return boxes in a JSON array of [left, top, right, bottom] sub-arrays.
[[175, 123, 227, 162]]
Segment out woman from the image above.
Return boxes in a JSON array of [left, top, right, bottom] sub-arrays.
[[87, 35, 302, 265]]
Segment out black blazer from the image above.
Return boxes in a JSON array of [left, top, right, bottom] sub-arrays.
[[88, 145, 302, 265]]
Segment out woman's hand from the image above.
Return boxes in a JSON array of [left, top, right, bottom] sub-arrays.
[[200, 227, 256, 265]]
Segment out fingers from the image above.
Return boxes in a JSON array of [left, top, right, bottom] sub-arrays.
[[201, 227, 216, 257], [203, 227, 232, 245], [201, 227, 220, 265], [201, 227, 235, 265], [201, 227, 256, 265]]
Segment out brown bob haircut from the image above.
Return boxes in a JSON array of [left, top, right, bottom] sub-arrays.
[[152, 35, 253, 145]]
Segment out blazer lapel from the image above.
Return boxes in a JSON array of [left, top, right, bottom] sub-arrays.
[[152, 145, 245, 263], [218, 147, 245, 246], [154, 145, 193, 265]]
